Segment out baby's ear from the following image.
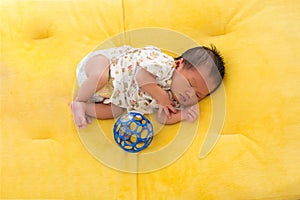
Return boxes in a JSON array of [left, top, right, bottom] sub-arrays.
[[178, 58, 184, 64], [174, 60, 179, 68], [174, 58, 184, 68]]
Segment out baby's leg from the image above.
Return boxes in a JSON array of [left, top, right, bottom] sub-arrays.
[[70, 101, 89, 129], [71, 101, 124, 129], [84, 103, 124, 119], [71, 55, 110, 128], [75, 55, 110, 102]]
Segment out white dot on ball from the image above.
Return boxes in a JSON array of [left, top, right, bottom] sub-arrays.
[[134, 115, 142, 121]]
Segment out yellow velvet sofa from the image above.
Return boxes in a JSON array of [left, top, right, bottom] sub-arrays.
[[1, 0, 300, 199]]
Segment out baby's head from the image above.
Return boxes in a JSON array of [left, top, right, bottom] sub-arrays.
[[171, 45, 225, 106], [178, 45, 225, 94]]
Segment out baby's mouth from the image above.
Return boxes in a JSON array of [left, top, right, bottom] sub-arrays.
[[180, 94, 187, 102], [172, 92, 190, 104]]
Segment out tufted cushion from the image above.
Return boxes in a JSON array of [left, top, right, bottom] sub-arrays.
[[1, 0, 299, 199]]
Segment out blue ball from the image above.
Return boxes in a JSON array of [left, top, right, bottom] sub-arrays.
[[113, 112, 154, 153]]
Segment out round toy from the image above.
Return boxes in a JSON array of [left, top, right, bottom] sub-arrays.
[[113, 112, 154, 153]]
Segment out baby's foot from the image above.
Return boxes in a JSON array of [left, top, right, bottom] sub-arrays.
[[70, 101, 88, 129], [86, 115, 93, 124]]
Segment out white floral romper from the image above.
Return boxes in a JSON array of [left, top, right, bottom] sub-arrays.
[[76, 45, 178, 114]]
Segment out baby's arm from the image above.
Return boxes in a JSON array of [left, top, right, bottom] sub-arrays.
[[156, 104, 199, 124], [135, 68, 176, 117]]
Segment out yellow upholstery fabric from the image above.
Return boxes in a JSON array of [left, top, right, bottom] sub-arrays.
[[1, 0, 299, 199]]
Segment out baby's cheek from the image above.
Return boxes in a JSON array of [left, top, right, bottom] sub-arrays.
[[187, 91, 198, 105], [189, 97, 198, 106]]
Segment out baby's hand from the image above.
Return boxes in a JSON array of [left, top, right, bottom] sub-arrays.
[[182, 104, 199, 122], [157, 91, 177, 118]]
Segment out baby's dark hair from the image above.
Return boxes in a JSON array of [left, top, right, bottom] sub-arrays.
[[175, 44, 225, 95]]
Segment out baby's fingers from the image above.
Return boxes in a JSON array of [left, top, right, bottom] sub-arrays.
[[168, 104, 177, 114], [158, 105, 171, 118], [192, 105, 199, 116], [186, 106, 199, 121], [186, 113, 197, 122], [187, 113, 195, 121], [190, 110, 198, 120], [163, 107, 171, 118]]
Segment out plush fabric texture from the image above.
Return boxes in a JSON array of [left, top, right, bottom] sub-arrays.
[[1, 0, 299, 199]]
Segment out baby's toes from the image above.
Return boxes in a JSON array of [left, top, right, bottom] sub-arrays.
[[77, 116, 87, 129], [86, 116, 92, 124]]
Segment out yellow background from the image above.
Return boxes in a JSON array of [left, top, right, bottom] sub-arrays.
[[1, 0, 300, 199]]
